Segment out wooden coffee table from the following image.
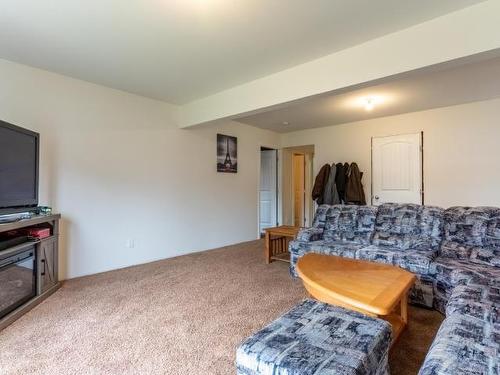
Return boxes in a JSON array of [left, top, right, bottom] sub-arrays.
[[296, 253, 416, 345], [264, 226, 300, 264]]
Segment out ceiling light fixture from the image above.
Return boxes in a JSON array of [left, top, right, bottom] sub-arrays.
[[364, 97, 375, 111], [347, 95, 389, 112]]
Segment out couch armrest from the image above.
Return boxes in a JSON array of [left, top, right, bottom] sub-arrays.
[[296, 227, 324, 242]]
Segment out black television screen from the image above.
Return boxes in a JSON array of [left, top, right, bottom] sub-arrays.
[[0, 121, 39, 213]]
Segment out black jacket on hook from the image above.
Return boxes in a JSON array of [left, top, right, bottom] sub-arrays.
[[335, 162, 346, 203]]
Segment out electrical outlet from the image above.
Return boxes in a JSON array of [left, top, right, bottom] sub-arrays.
[[125, 239, 135, 248]]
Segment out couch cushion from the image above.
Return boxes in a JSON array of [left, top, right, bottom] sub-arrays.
[[440, 240, 475, 260], [236, 299, 392, 375], [420, 282, 499, 375], [485, 211, 500, 249], [355, 245, 436, 275], [439, 241, 500, 267], [433, 278, 455, 315], [372, 203, 419, 250], [469, 247, 500, 268], [420, 206, 445, 250], [441, 207, 500, 268], [296, 227, 324, 242], [445, 283, 499, 318], [443, 206, 489, 248], [418, 313, 499, 375], [409, 275, 435, 309], [311, 204, 330, 229], [371, 204, 443, 250], [431, 257, 500, 290], [439, 241, 500, 268], [430, 257, 500, 314], [397, 249, 438, 275], [323, 205, 377, 245], [289, 240, 363, 258], [356, 245, 400, 265]]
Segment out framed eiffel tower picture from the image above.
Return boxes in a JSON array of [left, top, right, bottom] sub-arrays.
[[217, 134, 238, 173]]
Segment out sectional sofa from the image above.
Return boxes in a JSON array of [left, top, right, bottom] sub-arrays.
[[289, 203, 499, 375]]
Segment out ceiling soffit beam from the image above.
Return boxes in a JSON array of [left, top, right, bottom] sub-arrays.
[[178, 0, 500, 129]]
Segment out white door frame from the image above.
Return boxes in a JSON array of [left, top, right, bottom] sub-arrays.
[[292, 153, 306, 227]]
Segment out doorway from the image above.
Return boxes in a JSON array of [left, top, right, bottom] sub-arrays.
[[259, 147, 278, 234], [293, 154, 305, 227], [281, 145, 314, 228], [371, 132, 423, 205]]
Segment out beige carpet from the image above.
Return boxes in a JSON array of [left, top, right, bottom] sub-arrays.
[[0, 240, 443, 375]]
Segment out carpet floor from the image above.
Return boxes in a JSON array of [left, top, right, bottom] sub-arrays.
[[0, 240, 443, 375]]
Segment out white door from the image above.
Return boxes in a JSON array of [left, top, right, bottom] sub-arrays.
[[259, 150, 277, 233], [372, 133, 423, 205]]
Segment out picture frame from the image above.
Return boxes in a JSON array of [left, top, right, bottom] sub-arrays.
[[217, 134, 237, 173]]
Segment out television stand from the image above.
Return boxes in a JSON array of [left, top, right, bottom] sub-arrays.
[[0, 214, 61, 331]]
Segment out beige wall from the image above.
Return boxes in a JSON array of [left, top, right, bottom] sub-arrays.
[[282, 98, 500, 208], [0, 59, 280, 279]]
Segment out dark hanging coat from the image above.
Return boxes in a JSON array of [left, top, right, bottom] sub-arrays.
[[312, 164, 331, 204], [322, 163, 340, 205], [345, 163, 366, 205], [343, 162, 350, 188], [335, 162, 346, 203]]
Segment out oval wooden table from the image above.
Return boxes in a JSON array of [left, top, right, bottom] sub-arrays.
[[296, 253, 416, 345]]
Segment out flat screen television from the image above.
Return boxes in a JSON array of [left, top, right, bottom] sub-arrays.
[[0, 120, 39, 214]]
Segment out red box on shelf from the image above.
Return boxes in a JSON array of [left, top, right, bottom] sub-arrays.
[[25, 227, 51, 239], [8, 227, 52, 239]]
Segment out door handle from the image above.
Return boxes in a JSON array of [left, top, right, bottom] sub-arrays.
[[41, 259, 46, 276], [374, 196, 380, 200]]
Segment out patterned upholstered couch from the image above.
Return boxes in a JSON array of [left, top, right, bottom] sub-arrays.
[[289, 204, 499, 375]]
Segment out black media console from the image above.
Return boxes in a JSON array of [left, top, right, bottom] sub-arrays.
[[0, 214, 61, 330]]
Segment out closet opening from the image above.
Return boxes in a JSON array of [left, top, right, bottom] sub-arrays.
[[293, 154, 305, 227], [281, 145, 314, 228]]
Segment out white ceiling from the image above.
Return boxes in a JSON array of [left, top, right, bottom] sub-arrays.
[[235, 54, 500, 133], [0, 0, 484, 104]]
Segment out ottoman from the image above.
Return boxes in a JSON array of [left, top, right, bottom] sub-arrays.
[[236, 299, 392, 375]]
